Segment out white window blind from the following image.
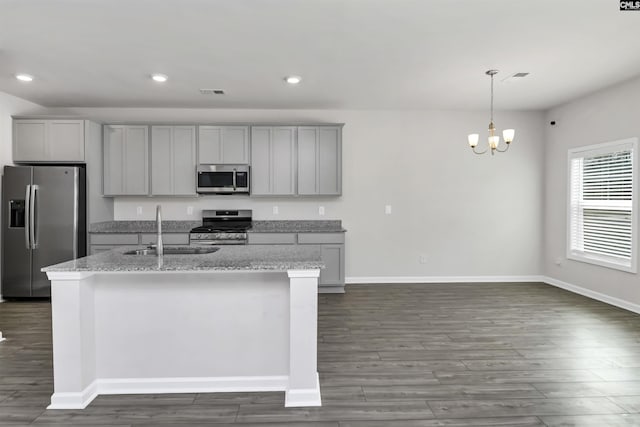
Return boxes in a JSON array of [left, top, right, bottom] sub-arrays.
[[568, 138, 638, 273]]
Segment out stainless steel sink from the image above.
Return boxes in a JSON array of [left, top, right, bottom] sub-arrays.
[[123, 247, 220, 256]]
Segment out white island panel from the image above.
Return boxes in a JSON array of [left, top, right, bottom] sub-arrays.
[[44, 245, 323, 410], [93, 272, 290, 378]]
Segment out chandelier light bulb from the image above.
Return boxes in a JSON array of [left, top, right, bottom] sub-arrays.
[[468, 134, 479, 148], [503, 129, 515, 144]]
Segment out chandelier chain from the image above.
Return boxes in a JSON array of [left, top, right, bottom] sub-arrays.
[[490, 72, 494, 124]]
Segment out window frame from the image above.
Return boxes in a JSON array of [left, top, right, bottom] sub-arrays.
[[566, 137, 638, 273]]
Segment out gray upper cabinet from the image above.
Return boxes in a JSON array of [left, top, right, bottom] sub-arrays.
[[13, 119, 85, 162], [297, 126, 342, 196], [198, 126, 250, 164], [151, 126, 196, 196], [251, 126, 296, 196], [103, 125, 149, 196]]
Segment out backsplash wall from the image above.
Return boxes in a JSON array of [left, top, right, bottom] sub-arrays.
[[52, 107, 545, 280]]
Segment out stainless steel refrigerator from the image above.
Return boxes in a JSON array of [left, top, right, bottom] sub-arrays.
[[2, 165, 86, 298]]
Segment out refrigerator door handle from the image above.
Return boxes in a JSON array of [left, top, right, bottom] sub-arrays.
[[30, 184, 38, 249], [24, 184, 31, 249]]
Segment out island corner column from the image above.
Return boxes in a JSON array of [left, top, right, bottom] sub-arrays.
[[285, 268, 322, 407], [47, 271, 98, 409]]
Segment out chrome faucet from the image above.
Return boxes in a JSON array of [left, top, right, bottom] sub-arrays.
[[156, 205, 163, 256]]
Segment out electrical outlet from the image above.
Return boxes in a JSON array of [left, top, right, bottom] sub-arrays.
[[136, 206, 143, 216], [318, 206, 325, 216], [419, 254, 428, 264], [187, 206, 194, 215], [273, 206, 279, 215], [555, 257, 563, 266], [385, 205, 392, 215]]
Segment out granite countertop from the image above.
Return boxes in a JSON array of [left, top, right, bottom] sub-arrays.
[[89, 220, 346, 234], [89, 221, 200, 233], [43, 245, 323, 273], [249, 220, 345, 233]]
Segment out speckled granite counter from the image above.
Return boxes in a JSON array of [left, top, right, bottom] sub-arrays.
[[90, 221, 199, 233], [249, 220, 345, 233], [89, 220, 345, 234], [43, 245, 323, 272]]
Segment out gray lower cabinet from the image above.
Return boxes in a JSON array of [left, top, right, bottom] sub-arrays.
[[198, 126, 250, 164], [103, 125, 149, 196], [297, 126, 342, 196], [297, 233, 345, 292], [151, 126, 196, 196], [250, 127, 297, 196], [89, 232, 189, 254], [89, 233, 139, 255], [13, 119, 85, 162], [248, 232, 345, 293]]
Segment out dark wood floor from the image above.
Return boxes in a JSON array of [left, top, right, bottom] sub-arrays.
[[2, 283, 640, 426]]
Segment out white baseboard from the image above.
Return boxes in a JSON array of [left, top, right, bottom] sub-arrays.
[[0, 332, 5, 342], [346, 275, 545, 284], [285, 374, 321, 407], [48, 376, 289, 410], [542, 276, 640, 315], [48, 380, 98, 409]]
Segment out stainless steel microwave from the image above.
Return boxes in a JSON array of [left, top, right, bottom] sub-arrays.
[[196, 164, 250, 194]]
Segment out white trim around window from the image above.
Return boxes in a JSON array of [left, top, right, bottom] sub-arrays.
[[567, 137, 638, 273]]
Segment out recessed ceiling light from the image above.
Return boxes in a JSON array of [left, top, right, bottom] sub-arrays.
[[151, 74, 168, 83], [15, 74, 34, 82], [284, 75, 302, 85]]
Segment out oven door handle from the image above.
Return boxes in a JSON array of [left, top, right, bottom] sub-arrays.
[[191, 240, 247, 246]]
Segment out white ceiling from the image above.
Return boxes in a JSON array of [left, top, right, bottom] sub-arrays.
[[1, 0, 640, 110]]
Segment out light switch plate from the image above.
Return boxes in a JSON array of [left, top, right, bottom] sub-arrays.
[[136, 206, 143, 216], [319, 206, 325, 216], [273, 206, 279, 215], [385, 205, 392, 215], [187, 206, 194, 215]]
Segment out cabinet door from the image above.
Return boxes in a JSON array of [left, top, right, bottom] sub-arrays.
[[104, 125, 149, 196], [319, 245, 345, 286], [103, 125, 125, 195], [13, 120, 47, 162], [297, 126, 341, 196], [123, 126, 149, 195], [297, 127, 319, 195], [318, 127, 341, 195], [250, 127, 272, 195], [221, 126, 250, 163], [198, 126, 223, 164], [198, 126, 249, 164], [272, 127, 296, 195], [172, 126, 197, 195], [48, 120, 85, 161], [151, 126, 173, 195]]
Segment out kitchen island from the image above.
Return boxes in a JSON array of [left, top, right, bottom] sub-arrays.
[[42, 245, 323, 409]]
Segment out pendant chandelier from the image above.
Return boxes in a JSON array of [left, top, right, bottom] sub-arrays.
[[468, 70, 514, 155]]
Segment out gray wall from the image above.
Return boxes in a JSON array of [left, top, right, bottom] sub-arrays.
[[53, 107, 546, 281], [544, 75, 640, 305]]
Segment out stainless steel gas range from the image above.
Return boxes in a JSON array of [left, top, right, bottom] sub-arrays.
[[189, 210, 252, 246]]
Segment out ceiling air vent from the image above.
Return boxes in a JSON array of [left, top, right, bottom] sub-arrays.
[[501, 72, 530, 83], [200, 89, 225, 95]]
